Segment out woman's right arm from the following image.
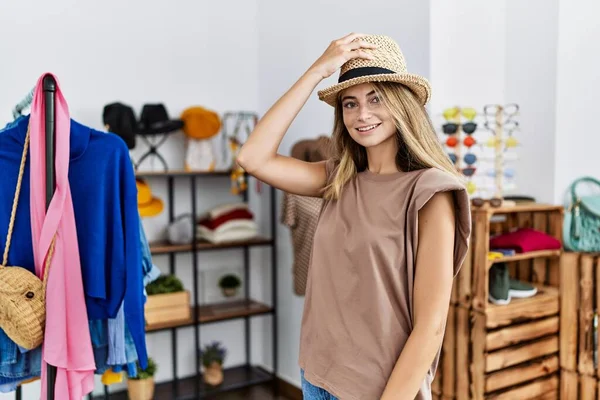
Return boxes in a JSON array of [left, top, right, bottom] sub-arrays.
[[236, 32, 376, 197]]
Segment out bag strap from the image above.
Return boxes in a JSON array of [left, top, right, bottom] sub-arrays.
[[1, 125, 31, 268], [570, 176, 600, 203], [1, 124, 54, 289]]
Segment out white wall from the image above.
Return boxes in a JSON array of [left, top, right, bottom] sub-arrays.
[[505, 0, 558, 204], [0, 1, 264, 398], [554, 0, 600, 204], [257, 0, 431, 388]]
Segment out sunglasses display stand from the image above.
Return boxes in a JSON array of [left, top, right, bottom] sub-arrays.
[[441, 106, 479, 195]]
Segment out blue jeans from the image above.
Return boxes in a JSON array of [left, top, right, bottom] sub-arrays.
[[301, 369, 338, 400]]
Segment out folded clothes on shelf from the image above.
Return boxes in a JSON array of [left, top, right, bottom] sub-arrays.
[[196, 203, 258, 243], [489, 228, 561, 253]]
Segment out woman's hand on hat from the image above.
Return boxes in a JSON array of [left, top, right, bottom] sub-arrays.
[[308, 32, 378, 80]]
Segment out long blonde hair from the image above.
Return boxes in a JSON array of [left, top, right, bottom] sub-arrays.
[[322, 81, 461, 200]]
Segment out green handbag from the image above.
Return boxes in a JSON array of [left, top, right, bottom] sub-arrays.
[[563, 177, 600, 252]]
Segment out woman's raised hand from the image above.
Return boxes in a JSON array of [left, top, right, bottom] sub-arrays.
[[308, 32, 378, 80]]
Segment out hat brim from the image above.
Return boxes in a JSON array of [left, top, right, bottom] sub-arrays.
[[139, 198, 164, 218], [317, 73, 431, 107], [138, 120, 184, 136]]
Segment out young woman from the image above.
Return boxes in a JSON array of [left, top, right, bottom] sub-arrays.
[[237, 33, 471, 400]]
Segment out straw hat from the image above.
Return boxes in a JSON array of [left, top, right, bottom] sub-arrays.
[[137, 179, 164, 217], [317, 35, 431, 107]]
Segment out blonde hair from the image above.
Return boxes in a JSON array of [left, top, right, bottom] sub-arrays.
[[322, 82, 462, 200]]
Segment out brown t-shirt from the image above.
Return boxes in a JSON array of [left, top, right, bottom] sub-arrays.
[[298, 160, 471, 400]]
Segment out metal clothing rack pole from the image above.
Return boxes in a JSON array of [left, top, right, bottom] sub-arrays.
[[42, 74, 58, 400]]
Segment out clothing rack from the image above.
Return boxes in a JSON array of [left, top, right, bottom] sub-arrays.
[[10, 75, 57, 400], [42, 74, 57, 400]]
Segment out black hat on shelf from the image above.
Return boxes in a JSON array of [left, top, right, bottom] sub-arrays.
[[102, 102, 138, 149], [137, 104, 184, 135]]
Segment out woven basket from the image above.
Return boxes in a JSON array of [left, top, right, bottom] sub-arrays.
[[0, 265, 45, 349]]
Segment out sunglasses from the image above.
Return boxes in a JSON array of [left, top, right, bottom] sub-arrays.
[[483, 103, 519, 120], [471, 197, 503, 208], [446, 136, 477, 148], [443, 107, 477, 121], [462, 167, 476, 177], [442, 122, 478, 135], [448, 153, 478, 166], [485, 136, 519, 149]]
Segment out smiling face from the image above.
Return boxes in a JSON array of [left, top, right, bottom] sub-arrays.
[[340, 83, 397, 149]]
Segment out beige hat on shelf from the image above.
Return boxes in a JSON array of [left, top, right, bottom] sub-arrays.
[[317, 34, 431, 107]]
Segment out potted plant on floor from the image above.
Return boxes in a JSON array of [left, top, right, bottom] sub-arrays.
[[218, 274, 241, 297], [199, 341, 227, 386], [127, 357, 157, 400]]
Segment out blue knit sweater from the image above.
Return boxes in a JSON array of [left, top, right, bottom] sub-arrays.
[[0, 115, 147, 369]]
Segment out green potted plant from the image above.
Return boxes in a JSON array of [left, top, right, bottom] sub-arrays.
[[127, 357, 157, 400], [199, 341, 227, 386], [144, 274, 191, 326], [218, 274, 241, 297]]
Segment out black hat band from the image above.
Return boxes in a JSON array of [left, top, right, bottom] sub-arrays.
[[338, 67, 397, 83]]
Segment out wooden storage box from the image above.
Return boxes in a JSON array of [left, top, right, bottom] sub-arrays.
[[444, 204, 564, 399], [144, 291, 191, 326], [559, 252, 600, 400]]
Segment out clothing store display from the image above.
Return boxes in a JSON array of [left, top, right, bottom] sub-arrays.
[[103, 102, 138, 149], [180, 106, 221, 140], [489, 228, 561, 253], [0, 125, 46, 351], [0, 113, 149, 397], [298, 160, 471, 400], [317, 35, 431, 107], [137, 178, 164, 217], [196, 206, 258, 243], [137, 103, 184, 136], [136, 103, 183, 170], [28, 74, 95, 399], [281, 136, 331, 295], [180, 106, 222, 171]]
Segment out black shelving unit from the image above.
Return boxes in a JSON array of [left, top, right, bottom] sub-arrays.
[[93, 169, 278, 399]]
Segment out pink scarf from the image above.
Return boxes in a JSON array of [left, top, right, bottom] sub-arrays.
[[29, 73, 96, 399]]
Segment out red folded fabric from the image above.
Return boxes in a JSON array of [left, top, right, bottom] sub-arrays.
[[489, 228, 561, 253], [198, 208, 254, 230]]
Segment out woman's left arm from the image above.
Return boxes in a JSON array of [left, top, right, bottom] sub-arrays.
[[380, 191, 456, 400]]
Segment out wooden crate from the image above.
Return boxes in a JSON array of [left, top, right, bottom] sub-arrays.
[[561, 369, 600, 400], [468, 204, 564, 313], [453, 304, 559, 399], [433, 305, 459, 400], [144, 290, 191, 325], [448, 204, 564, 399], [560, 252, 600, 378]]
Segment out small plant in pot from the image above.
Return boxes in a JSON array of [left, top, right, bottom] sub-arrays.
[[218, 274, 241, 297], [127, 357, 157, 400], [199, 341, 227, 386]]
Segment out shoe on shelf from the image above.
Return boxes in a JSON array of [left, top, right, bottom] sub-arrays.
[[489, 263, 510, 305], [509, 279, 538, 298]]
